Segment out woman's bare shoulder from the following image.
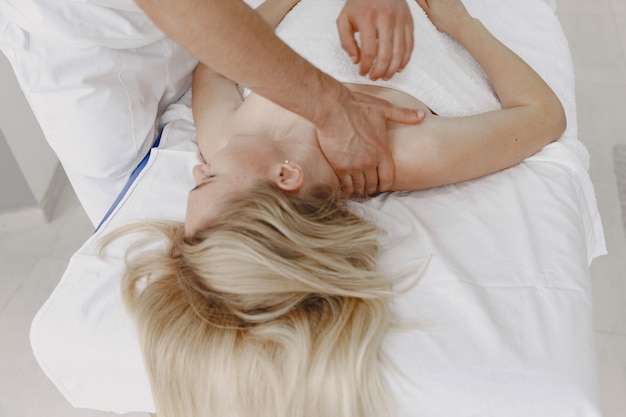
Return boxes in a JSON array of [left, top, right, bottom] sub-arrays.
[[344, 83, 432, 113]]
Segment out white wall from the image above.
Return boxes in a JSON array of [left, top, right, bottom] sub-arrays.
[[0, 128, 36, 210], [0, 52, 59, 201], [0, 52, 64, 227]]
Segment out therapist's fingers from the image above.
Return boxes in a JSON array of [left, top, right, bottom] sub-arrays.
[[341, 174, 355, 197], [387, 24, 408, 78], [387, 21, 414, 77], [375, 20, 408, 80], [358, 24, 378, 76], [369, 18, 394, 80], [376, 153, 396, 193], [400, 24, 414, 70], [337, 0, 414, 79], [337, 16, 360, 64], [364, 168, 379, 195], [351, 172, 367, 196], [371, 11, 414, 80]]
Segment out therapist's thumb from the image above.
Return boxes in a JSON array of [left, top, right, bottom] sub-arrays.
[[385, 106, 426, 125]]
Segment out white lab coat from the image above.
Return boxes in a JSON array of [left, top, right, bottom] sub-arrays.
[[0, 0, 197, 224]]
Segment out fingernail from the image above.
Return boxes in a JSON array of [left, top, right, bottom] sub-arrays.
[[416, 109, 425, 118]]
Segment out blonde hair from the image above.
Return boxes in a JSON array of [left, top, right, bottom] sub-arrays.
[[102, 182, 396, 417]]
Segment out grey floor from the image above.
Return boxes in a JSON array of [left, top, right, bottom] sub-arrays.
[[557, 0, 626, 414], [1, 0, 625, 415]]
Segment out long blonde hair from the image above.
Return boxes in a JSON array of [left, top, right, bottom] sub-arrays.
[[102, 182, 396, 417]]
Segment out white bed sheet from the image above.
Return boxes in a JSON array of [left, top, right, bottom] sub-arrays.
[[30, 0, 607, 415]]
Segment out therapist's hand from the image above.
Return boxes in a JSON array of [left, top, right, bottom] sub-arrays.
[[337, 0, 414, 80], [317, 90, 425, 196]]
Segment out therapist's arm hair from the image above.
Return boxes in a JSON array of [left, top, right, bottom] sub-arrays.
[[390, 0, 566, 191], [133, 0, 332, 123]]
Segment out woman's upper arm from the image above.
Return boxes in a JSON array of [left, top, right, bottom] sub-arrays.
[[390, 102, 563, 191]]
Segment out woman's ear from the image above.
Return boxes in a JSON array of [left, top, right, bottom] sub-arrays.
[[274, 160, 304, 192]]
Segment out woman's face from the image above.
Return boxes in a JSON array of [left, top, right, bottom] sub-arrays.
[[185, 135, 279, 237]]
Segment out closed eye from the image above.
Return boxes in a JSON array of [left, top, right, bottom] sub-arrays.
[[190, 175, 216, 193]]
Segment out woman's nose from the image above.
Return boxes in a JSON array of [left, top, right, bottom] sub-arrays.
[[192, 164, 210, 184]]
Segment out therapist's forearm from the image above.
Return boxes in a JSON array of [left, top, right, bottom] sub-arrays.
[[134, 0, 348, 129]]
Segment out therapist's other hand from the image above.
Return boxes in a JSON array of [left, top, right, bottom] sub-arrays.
[[317, 91, 425, 196], [337, 0, 414, 81]]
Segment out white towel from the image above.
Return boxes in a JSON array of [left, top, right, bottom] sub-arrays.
[[158, 88, 193, 128], [277, 0, 500, 117]]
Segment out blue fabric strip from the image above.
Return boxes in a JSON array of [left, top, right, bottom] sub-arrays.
[[95, 134, 162, 232]]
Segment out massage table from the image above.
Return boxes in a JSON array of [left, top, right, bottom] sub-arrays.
[[30, 0, 607, 415]]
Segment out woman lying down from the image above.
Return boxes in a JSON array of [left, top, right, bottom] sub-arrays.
[[102, 0, 566, 416]]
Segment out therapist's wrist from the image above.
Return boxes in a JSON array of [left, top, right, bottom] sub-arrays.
[[307, 71, 353, 132]]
